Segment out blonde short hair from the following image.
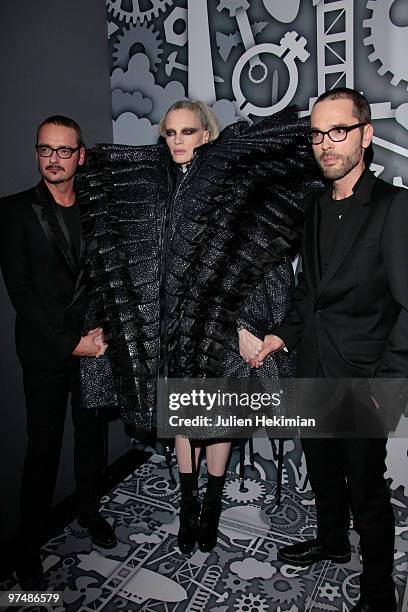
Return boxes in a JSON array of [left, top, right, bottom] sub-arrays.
[[159, 99, 220, 142]]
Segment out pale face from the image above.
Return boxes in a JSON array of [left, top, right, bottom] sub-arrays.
[[310, 98, 373, 182], [164, 109, 209, 164], [36, 123, 85, 186]]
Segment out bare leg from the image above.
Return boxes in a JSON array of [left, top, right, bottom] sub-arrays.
[[205, 440, 231, 475], [175, 436, 201, 472]]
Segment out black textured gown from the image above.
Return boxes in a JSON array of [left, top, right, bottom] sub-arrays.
[[79, 108, 322, 431]]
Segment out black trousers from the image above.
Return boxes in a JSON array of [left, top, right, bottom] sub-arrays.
[[302, 437, 395, 604], [20, 363, 105, 552]]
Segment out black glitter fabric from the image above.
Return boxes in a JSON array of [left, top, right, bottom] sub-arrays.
[[79, 107, 323, 430]]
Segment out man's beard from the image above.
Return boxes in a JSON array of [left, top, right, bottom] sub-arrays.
[[317, 145, 363, 181], [42, 165, 72, 184], [45, 176, 66, 184]]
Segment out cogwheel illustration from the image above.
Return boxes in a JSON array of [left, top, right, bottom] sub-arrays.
[[217, 0, 250, 18], [385, 439, 408, 497], [160, 535, 184, 557], [263, 500, 302, 530], [223, 573, 252, 593], [134, 461, 155, 479], [233, 592, 269, 612], [259, 574, 305, 604], [300, 524, 317, 537], [107, 0, 173, 24], [225, 479, 266, 503], [319, 582, 341, 602], [363, 0, 408, 89], [143, 475, 179, 497], [113, 23, 163, 72]]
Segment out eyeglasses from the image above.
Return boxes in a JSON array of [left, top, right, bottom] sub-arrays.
[[35, 145, 80, 159], [307, 122, 367, 145]]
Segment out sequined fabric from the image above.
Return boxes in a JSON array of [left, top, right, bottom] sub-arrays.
[[79, 108, 323, 430]]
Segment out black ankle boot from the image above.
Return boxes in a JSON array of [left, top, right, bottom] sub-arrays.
[[178, 498, 200, 554], [178, 473, 200, 554], [197, 473, 225, 553]]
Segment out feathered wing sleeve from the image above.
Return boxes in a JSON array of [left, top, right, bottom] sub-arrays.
[[164, 107, 324, 377], [78, 143, 171, 428]]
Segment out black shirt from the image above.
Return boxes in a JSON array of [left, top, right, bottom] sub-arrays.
[[56, 201, 81, 262], [318, 190, 350, 276]]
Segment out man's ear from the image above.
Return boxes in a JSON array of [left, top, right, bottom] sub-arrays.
[[78, 146, 86, 166], [362, 122, 374, 150]]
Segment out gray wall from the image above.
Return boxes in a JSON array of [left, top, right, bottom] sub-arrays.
[[107, 1, 408, 186], [0, 0, 130, 543]]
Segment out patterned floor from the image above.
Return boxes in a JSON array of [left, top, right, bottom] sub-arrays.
[[2, 442, 408, 611]]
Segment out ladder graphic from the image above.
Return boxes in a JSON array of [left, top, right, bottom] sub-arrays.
[[78, 530, 167, 611], [316, 0, 354, 94]]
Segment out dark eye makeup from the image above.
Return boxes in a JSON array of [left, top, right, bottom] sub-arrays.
[[165, 127, 199, 136]]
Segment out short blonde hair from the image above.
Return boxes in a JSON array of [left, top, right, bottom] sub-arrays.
[[159, 99, 220, 142]]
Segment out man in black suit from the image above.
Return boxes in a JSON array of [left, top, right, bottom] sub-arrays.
[[0, 116, 116, 589], [257, 89, 407, 611]]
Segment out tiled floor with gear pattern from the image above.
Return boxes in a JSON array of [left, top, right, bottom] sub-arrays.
[[1, 442, 408, 611]]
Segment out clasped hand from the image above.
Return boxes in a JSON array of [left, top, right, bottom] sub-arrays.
[[72, 327, 108, 358], [239, 328, 284, 369]]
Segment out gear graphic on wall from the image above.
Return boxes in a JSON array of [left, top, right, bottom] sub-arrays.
[[233, 592, 269, 612], [107, 0, 173, 24], [363, 0, 408, 89], [225, 479, 266, 503], [113, 23, 163, 72], [259, 573, 305, 604]]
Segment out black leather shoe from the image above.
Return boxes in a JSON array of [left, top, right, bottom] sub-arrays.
[[16, 552, 44, 590], [278, 539, 351, 567], [351, 600, 396, 612], [197, 499, 222, 553], [78, 512, 117, 549], [178, 499, 200, 554]]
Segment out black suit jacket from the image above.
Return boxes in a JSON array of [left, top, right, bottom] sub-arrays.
[[0, 181, 87, 369], [274, 170, 408, 380]]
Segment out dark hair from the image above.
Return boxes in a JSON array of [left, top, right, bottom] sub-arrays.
[[37, 115, 85, 148], [314, 88, 373, 164], [314, 88, 371, 124]]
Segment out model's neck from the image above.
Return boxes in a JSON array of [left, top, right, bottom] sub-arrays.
[[332, 162, 365, 201], [45, 179, 76, 207]]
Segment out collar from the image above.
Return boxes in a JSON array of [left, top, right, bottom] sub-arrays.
[[166, 140, 212, 170], [328, 167, 375, 206], [35, 179, 78, 207], [350, 167, 376, 205]]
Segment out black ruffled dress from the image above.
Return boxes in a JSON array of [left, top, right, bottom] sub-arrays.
[[79, 107, 322, 432]]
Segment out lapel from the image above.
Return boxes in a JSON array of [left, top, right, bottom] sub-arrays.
[[315, 169, 376, 301], [303, 194, 321, 293], [68, 199, 88, 307], [31, 181, 79, 281]]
